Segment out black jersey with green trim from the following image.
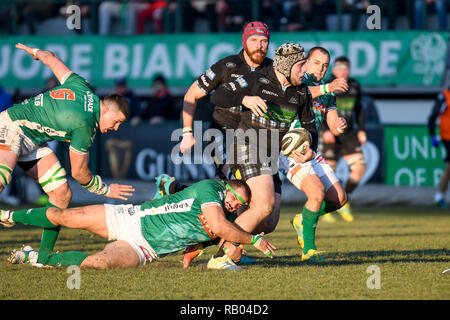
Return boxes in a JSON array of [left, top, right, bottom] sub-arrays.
[[196, 49, 273, 129]]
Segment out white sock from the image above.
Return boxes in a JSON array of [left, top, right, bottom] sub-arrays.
[[434, 192, 444, 202]]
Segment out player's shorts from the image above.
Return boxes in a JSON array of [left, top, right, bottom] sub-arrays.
[[228, 142, 282, 194], [279, 153, 339, 192], [104, 204, 159, 266], [442, 139, 450, 162], [0, 110, 53, 163], [319, 129, 362, 161], [206, 120, 234, 180]]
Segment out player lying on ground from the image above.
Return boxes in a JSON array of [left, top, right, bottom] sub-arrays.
[[2, 179, 276, 269], [278, 47, 348, 261], [0, 43, 134, 265]]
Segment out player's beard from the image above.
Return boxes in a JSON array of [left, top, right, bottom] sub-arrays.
[[245, 48, 267, 65]]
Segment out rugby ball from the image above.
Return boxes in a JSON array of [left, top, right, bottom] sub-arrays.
[[281, 128, 312, 157]]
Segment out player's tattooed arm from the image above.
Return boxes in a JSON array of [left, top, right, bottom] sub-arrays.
[[202, 205, 276, 257], [15, 43, 72, 85]]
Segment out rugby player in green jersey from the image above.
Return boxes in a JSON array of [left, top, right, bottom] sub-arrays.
[[279, 47, 348, 261], [2, 179, 276, 269], [0, 43, 134, 264]]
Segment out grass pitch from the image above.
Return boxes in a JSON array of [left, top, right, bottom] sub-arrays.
[[0, 205, 449, 300]]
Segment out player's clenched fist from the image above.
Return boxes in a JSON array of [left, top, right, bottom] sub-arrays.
[[327, 78, 348, 93], [291, 146, 316, 164], [180, 133, 196, 154], [251, 233, 276, 258], [242, 96, 267, 117], [334, 117, 347, 135]]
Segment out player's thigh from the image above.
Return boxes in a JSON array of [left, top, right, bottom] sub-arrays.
[[246, 174, 275, 212], [81, 240, 141, 270], [324, 181, 347, 207], [49, 205, 109, 238], [253, 191, 282, 234], [300, 173, 325, 202], [24, 150, 71, 207]]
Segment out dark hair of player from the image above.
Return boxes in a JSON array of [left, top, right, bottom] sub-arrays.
[[102, 94, 130, 120], [307, 47, 330, 60], [226, 179, 252, 203], [153, 74, 167, 86], [334, 56, 351, 66]]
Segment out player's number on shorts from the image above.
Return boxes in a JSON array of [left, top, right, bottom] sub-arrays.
[[50, 89, 75, 101]]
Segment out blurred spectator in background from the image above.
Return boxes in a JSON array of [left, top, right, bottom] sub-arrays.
[[414, 0, 448, 30], [21, 0, 59, 34], [0, 84, 13, 112], [113, 78, 142, 126], [428, 82, 450, 208], [223, 0, 252, 32], [286, 0, 322, 31], [98, 0, 147, 35], [137, 0, 167, 34], [261, 0, 284, 31], [139, 75, 178, 125]]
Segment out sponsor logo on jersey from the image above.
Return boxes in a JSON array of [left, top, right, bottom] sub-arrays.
[[34, 94, 43, 107], [85, 91, 94, 113], [229, 82, 237, 91], [201, 75, 209, 87], [289, 96, 298, 104], [262, 89, 278, 97], [127, 206, 135, 216], [226, 62, 236, 68], [206, 68, 216, 80], [236, 77, 248, 88], [140, 198, 195, 216], [259, 77, 270, 84], [313, 99, 327, 113], [15, 120, 66, 138], [231, 73, 243, 78]]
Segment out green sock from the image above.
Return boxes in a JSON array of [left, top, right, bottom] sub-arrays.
[[44, 251, 89, 267], [318, 200, 341, 216], [12, 207, 57, 228], [301, 205, 320, 254], [38, 202, 61, 264]]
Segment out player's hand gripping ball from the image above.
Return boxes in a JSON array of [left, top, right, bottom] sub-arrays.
[[281, 128, 312, 157]]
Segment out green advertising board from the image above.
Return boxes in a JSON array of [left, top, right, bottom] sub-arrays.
[[385, 125, 447, 187], [0, 31, 448, 89]]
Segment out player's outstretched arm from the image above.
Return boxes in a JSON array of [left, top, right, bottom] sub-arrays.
[[69, 149, 135, 200], [308, 78, 349, 98], [15, 43, 72, 84], [202, 205, 276, 258], [180, 82, 207, 153]]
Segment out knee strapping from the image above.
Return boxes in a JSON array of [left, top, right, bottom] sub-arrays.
[[347, 156, 366, 170], [0, 164, 12, 188], [38, 162, 67, 193]]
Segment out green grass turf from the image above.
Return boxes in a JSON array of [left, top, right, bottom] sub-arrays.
[[0, 205, 449, 300]]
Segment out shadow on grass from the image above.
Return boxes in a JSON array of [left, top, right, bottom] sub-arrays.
[[252, 249, 450, 268]]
